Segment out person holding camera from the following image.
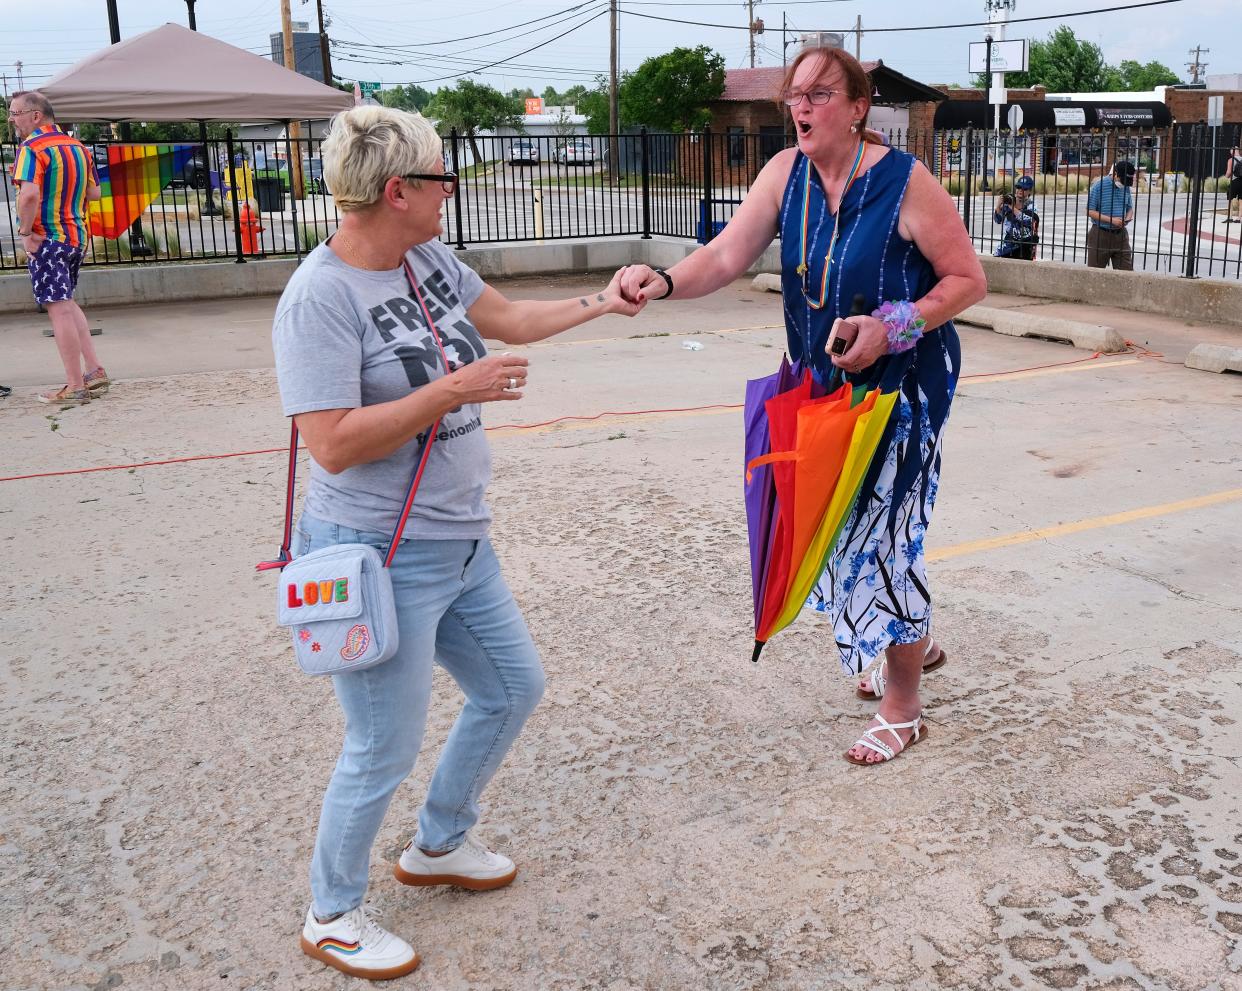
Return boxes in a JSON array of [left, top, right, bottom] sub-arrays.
[[993, 175, 1039, 260], [1085, 160, 1136, 270]]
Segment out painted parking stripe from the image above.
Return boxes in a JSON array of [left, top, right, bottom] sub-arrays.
[[929, 487, 1242, 563]]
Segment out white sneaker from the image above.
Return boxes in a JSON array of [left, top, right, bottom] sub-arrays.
[[300, 905, 420, 981], [393, 831, 518, 891]]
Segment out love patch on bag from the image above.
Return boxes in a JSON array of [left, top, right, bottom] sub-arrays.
[[276, 544, 397, 676]]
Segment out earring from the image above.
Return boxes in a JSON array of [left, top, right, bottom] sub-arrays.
[[850, 121, 860, 133]]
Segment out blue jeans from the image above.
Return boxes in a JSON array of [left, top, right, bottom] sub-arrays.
[[293, 514, 545, 918]]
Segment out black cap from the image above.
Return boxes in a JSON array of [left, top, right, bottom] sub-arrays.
[[1113, 161, 1136, 183]]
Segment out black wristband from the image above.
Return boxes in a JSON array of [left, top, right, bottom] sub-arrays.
[[653, 267, 674, 300]]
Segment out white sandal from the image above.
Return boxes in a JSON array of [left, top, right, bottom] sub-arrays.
[[844, 713, 928, 765], [856, 639, 947, 700]]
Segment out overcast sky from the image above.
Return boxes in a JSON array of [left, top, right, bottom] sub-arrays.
[[2, 0, 1236, 98]]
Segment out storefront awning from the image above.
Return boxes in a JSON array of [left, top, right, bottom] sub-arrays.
[[933, 100, 1172, 130]]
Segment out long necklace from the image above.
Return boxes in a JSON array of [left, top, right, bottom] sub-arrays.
[[796, 140, 866, 312]]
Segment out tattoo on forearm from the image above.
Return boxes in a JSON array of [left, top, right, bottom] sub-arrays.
[[579, 298, 589, 308], [596, 293, 605, 303]]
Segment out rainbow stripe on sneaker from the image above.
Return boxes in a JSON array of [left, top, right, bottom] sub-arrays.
[[317, 938, 362, 956]]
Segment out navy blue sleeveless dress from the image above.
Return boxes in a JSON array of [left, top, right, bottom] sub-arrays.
[[777, 148, 962, 675]]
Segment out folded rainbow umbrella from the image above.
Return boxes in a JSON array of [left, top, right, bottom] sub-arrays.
[[89, 143, 197, 239], [743, 363, 899, 661]]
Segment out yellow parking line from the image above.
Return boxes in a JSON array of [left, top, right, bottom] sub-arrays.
[[929, 487, 1242, 562], [489, 406, 740, 437], [961, 357, 1139, 385], [514, 323, 783, 349], [492, 357, 1142, 437]]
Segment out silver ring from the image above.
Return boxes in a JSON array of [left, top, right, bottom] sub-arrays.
[[508, 377, 517, 390]]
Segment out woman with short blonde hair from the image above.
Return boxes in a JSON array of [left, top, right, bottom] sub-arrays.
[[275, 105, 645, 980]]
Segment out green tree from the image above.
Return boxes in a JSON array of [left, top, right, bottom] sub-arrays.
[[424, 79, 523, 162], [972, 26, 1109, 92], [1102, 59, 1182, 91], [577, 77, 612, 134], [619, 45, 725, 131], [380, 84, 432, 112]]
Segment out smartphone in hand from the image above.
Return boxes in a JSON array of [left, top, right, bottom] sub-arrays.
[[827, 318, 858, 356]]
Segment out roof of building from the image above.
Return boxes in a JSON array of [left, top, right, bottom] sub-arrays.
[[719, 61, 944, 105]]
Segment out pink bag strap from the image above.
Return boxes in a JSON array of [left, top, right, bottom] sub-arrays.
[[257, 258, 454, 572]]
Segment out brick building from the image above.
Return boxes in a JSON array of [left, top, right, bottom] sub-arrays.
[[697, 63, 946, 185]]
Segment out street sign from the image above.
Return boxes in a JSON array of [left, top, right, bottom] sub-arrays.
[[1207, 95, 1224, 127], [969, 39, 1029, 74], [358, 80, 381, 97], [1007, 105, 1024, 132]]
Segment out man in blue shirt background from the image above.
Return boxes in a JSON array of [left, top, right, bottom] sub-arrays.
[[1086, 160, 1136, 270]]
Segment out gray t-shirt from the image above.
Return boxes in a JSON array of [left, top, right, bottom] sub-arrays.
[[273, 239, 490, 539]]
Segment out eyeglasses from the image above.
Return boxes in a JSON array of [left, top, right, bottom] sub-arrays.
[[780, 89, 843, 107], [7, 108, 37, 118], [404, 172, 458, 194]]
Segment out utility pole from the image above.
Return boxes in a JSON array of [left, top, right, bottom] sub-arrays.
[[854, 15, 862, 59], [316, 0, 333, 86], [280, 0, 306, 200], [983, 0, 1015, 192], [1186, 46, 1209, 85], [747, 0, 756, 68], [184, 0, 221, 215], [609, 0, 619, 185], [104, 0, 152, 256], [14, 61, 24, 89]]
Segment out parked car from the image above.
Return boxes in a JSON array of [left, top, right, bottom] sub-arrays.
[[509, 139, 540, 166], [556, 139, 597, 166], [303, 157, 330, 195]]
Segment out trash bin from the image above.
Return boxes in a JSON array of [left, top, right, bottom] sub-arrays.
[[255, 176, 284, 212]]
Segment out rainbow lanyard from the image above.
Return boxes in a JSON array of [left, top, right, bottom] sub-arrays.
[[796, 141, 866, 311]]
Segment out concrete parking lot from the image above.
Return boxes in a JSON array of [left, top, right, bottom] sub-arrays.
[[2, 277, 1241, 990]]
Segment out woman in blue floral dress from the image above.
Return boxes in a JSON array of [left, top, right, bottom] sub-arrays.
[[618, 47, 986, 764]]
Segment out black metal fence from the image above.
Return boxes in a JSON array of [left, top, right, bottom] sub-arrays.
[[2, 124, 1239, 281]]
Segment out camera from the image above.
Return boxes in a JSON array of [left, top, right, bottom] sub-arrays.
[[1001, 193, 1014, 206]]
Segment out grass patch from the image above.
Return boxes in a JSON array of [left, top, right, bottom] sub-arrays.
[[628, 331, 671, 339]]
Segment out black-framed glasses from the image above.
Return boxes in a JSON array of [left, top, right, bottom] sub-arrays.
[[780, 88, 843, 107], [404, 172, 458, 194]]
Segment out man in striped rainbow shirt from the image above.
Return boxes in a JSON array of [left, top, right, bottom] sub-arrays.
[[10, 90, 110, 406]]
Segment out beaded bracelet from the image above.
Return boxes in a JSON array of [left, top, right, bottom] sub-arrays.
[[872, 299, 926, 353]]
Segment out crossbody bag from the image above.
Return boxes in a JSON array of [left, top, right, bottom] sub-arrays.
[[257, 260, 451, 676]]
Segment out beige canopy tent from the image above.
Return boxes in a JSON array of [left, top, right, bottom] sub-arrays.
[[39, 23, 353, 122]]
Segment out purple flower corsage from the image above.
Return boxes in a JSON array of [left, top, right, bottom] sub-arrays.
[[873, 300, 926, 353]]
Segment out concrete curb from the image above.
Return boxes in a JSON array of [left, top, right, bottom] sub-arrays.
[[1185, 343, 1242, 374], [0, 237, 784, 315], [958, 305, 1128, 353], [980, 256, 1242, 329]]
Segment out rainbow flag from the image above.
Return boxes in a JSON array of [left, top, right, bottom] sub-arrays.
[[90, 144, 197, 239]]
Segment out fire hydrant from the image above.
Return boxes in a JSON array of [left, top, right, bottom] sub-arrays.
[[238, 201, 263, 255]]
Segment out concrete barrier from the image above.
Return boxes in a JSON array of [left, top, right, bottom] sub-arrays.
[[1185, 344, 1242, 374], [2, 239, 1237, 325], [0, 236, 786, 314], [980, 256, 1242, 329], [958, 304, 1128, 353]]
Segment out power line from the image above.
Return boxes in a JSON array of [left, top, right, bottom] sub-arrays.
[[402, 7, 609, 84], [333, 5, 607, 63], [622, 0, 1185, 34], [331, 0, 604, 49]]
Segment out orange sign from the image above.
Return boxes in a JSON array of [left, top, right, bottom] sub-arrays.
[[525, 97, 544, 115]]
